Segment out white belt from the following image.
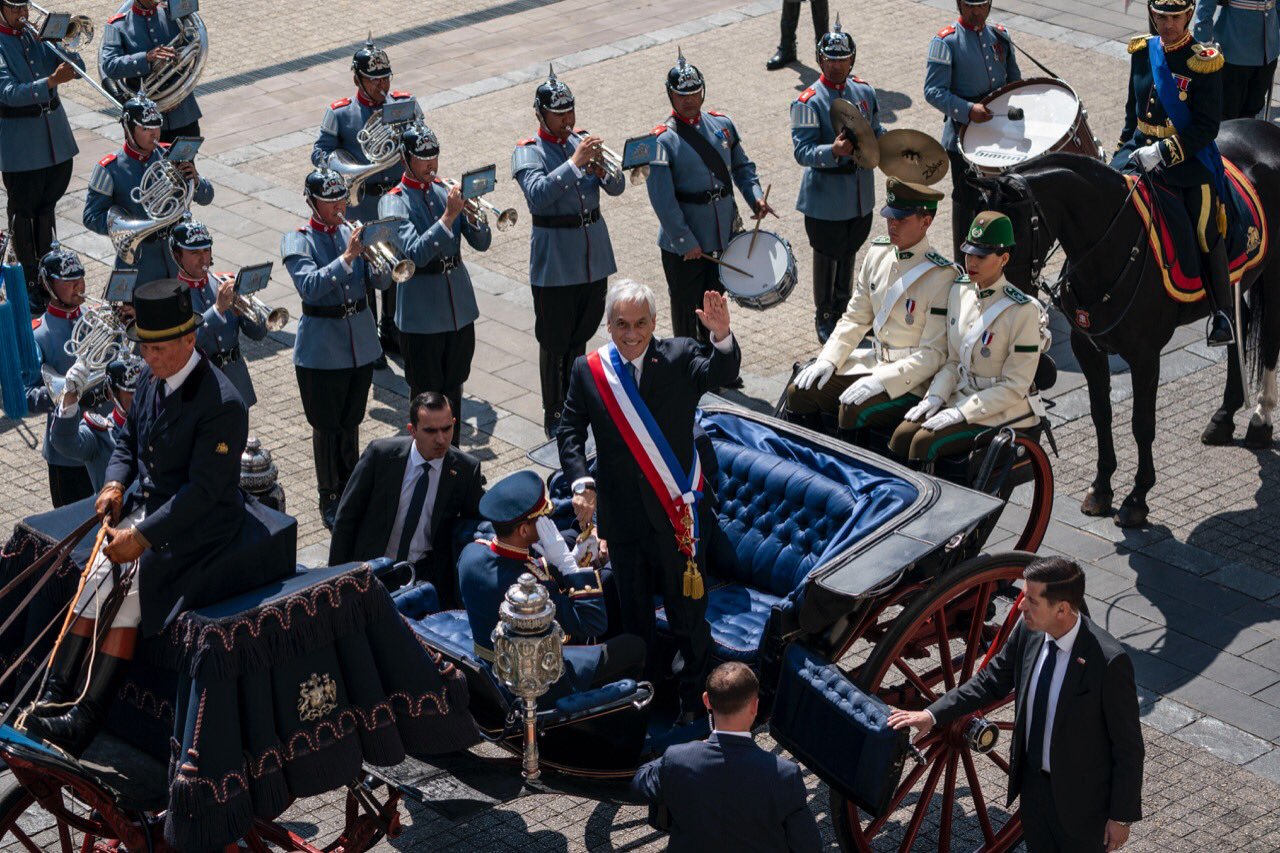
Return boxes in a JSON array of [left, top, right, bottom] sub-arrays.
[[874, 342, 919, 361], [959, 369, 1001, 391], [1228, 0, 1274, 10]]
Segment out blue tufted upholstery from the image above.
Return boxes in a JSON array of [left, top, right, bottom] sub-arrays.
[[656, 582, 780, 663], [552, 680, 638, 716], [404, 608, 475, 665], [392, 582, 441, 622]]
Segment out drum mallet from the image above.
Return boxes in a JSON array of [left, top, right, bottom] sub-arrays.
[[749, 184, 772, 258]]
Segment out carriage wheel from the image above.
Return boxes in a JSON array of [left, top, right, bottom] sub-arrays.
[[0, 777, 120, 852], [830, 552, 1035, 853], [1010, 437, 1053, 554]]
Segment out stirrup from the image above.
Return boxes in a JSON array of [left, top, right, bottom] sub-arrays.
[[1206, 311, 1235, 347]]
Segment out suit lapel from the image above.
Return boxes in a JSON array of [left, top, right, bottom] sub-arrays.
[[1048, 619, 1094, 744], [430, 448, 458, 540], [637, 339, 659, 401]]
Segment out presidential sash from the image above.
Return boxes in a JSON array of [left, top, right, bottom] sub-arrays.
[[1147, 36, 1227, 198], [586, 342, 706, 599]]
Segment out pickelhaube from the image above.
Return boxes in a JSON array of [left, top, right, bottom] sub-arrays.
[[352, 33, 392, 79], [534, 64, 575, 114], [304, 167, 348, 202], [961, 211, 1016, 256], [400, 122, 440, 159], [666, 47, 705, 96], [169, 214, 212, 253], [817, 13, 856, 62], [1148, 0, 1193, 14], [121, 93, 163, 130], [38, 242, 84, 297], [106, 354, 144, 393]]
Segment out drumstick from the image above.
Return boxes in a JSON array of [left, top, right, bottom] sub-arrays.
[[702, 254, 751, 277], [748, 184, 772, 258]]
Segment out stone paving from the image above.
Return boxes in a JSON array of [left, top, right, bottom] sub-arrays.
[[1, 0, 1280, 848]]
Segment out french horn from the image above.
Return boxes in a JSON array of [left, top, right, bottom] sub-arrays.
[[98, 5, 208, 113], [107, 159, 194, 265]]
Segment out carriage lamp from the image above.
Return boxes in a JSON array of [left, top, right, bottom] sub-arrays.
[[964, 716, 1000, 754], [240, 437, 285, 512], [492, 573, 565, 780]]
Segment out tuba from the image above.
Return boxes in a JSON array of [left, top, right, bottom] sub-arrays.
[[108, 159, 194, 264], [41, 302, 131, 399], [98, 5, 208, 113], [326, 105, 418, 205]]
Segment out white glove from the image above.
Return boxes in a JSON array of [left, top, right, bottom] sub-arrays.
[[63, 360, 92, 397], [904, 394, 944, 423], [794, 359, 835, 391], [922, 407, 965, 432], [1132, 143, 1162, 173], [534, 516, 577, 572], [839, 375, 885, 407], [572, 531, 600, 566]]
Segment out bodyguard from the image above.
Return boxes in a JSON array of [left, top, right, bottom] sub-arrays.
[[1193, 0, 1278, 119], [924, 0, 1021, 258], [512, 67, 625, 438], [0, 0, 84, 312], [791, 16, 885, 342], [99, 0, 202, 140], [281, 167, 391, 529]]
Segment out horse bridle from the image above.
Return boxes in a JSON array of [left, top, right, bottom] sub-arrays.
[[987, 171, 1153, 340]]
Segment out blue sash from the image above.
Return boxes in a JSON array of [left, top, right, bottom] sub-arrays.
[[1147, 36, 1226, 195]]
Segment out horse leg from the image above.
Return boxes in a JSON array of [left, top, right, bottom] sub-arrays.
[[1117, 354, 1160, 528], [1244, 267, 1279, 448], [1072, 330, 1116, 516], [1204, 340, 1245, 444]]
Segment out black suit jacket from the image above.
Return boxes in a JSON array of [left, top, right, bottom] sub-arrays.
[[630, 732, 821, 853], [328, 437, 484, 568], [927, 616, 1144, 839], [556, 336, 740, 543]]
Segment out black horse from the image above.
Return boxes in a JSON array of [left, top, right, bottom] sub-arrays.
[[980, 119, 1280, 527]]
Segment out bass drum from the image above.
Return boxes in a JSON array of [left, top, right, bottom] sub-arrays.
[[718, 230, 797, 311], [959, 77, 1104, 176]]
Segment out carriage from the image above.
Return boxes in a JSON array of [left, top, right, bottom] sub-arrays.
[[0, 401, 1053, 852]]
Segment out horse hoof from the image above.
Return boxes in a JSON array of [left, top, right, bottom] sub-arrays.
[[1081, 488, 1113, 516], [1244, 422, 1274, 449], [1201, 418, 1235, 445], [1115, 500, 1149, 528]]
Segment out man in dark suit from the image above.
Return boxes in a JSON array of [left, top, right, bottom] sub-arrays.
[[631, 662, 821, 852], [557, 279, 740, 721], [889, 558, 1144, 852], [329, 392, 483, 606]]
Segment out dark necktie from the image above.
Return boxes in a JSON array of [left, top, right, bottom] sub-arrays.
[[395, 462, 432, 562], [1027, 639, 1058, 772], [153, 382, 167, 419], [628, 361, 638, 386]]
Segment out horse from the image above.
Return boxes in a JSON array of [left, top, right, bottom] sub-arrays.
[[978, 119, 1280, 527]]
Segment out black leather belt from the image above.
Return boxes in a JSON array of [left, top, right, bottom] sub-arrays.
[[301, 297, 368, 319], [421, 254, 462, 275], [532, 208, 602, 229], [675, 186, 730, 205], [209, 347, 241, 368], [814, 161, 861, 175], [0, 96, 61, 118]]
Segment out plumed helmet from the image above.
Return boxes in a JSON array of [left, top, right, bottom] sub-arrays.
[[665, 46, 705, 96], [534, 64, 575, 114], [400, 122, 440, 159], [304, 167, 349, 202], [38, 241, 84, 294], [1148, 0, 1194, 13], [107, 354, 145, 393], [817, 13, 856, 62], [352, 33, 392, 79], [169, 214, 213, 253], [121, 93, 163, 130]]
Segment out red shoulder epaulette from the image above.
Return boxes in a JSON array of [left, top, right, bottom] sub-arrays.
[[387, 186, 402, 194], [330, 97, 351, 109], [517, 137, 536, 146], [296, 227, 307, 232], [31, 318, 40, 330], [994, 24, 1006, 31], [708, 109, 727, 117], [798, 87, 816, 103], [391, 91, 410, 99], [937, 24, 956, 37], [107, 12, 125, 23], [852, 75, 867, 84], [652, 123, 669, 136], [98, 153, 116, 167]]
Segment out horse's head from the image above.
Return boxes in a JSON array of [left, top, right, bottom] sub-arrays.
[[973, 170, 1053, 294]]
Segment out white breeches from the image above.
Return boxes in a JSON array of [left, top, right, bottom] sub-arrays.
[[74, 507, 144, 629]]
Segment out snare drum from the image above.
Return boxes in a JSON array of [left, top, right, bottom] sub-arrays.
[[718, 230, 797, 311], [959, 77, 1104, 176]]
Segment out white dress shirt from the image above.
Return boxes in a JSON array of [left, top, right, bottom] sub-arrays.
[[164, 350, 203, 397], [1025, 613, 1081, 773], [383, 446, 443, 562]]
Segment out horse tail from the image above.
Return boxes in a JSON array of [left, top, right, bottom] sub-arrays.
[[1247, 273, 1266, 386]]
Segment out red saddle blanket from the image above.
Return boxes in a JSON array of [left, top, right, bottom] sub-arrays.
[[1127, 158, 1268, 303]]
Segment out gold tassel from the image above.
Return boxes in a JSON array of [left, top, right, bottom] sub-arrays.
[[1217, 201, 1228, 237], [682, 560, 704, 600]]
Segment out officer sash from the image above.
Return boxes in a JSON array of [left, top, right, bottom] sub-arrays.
[[671, 117, 733, 193], [1147, 36, 1227, 195], [585, 342, 706, 599], [872, 260, 936, 337], [960, 295, 1017, 371]]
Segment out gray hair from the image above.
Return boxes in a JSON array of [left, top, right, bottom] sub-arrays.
[[605, 279, 657, 322]]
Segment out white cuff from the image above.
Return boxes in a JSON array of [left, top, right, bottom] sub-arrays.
[[926, 709, 936, 726], [340, 256, 352, 274], [710, 331, 735, 352], [569, 160, 584, 178], [55, 400, 78, 419], [571, 476, 595, 493]]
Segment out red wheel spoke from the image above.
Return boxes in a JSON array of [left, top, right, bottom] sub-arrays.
[[892, 658, 939, 705], [6, 823, 43, 853], [996, 721, 1017, 731], [961, 582, 994, 682], [939, 752, 959, 851], [961, 747, 996, 844], [899, 750, 946, 853], [57, 819, 73, 853], [865, 742, 942, 838], [935, 605, 957, 691], [987, 750, 1011, 774]]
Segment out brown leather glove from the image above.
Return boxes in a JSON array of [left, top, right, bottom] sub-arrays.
[[95, 482, 125, 525]]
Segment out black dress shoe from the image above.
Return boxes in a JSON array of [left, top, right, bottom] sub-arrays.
[[766, 44, 796, 70], [379, 335, 401, 356], [1207, 311, 1235, 347], [372, 353, 389, 371]]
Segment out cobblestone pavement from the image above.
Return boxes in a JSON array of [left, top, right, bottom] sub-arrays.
[[2, 0, 1280, 849]]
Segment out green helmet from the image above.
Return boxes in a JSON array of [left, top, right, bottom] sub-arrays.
[[961, 211, 1016, 256]]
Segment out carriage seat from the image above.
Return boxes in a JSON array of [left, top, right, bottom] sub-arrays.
[[656, 440, 860, 663]]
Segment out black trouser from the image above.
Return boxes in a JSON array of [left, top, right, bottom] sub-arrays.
[[590, 633, 648, 687], [806, 213, 871, 321], [533, 279, 607, 424], [1222, 60, 1277, 120], [295, 363, 374, 505], [3, 159, 74, 313], [609, 526, 712, 710], [47, 462, 93, 509], [660, 250, 722, 345], [948, 148, 980, 261], [160, 119, 200, 145], [400, 323, 476, 446], [1018, 768, 1105, 852], [777, 0, 829, 48]]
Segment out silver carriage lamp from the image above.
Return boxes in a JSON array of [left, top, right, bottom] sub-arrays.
[[491, 572, 565, 780], [239, 436, 286, 512]]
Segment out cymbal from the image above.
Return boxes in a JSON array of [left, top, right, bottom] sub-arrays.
[[877, 129, 949, 185], [829, 98, 880, 170]]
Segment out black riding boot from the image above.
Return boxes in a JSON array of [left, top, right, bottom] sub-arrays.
[[28, 621, 92, 717], [767, 1, 800, 69], [445, 385, 463, 447], [810, 0, 830, 43], [832, 253, 855, 320], [22, 629, 135, 757], [812, 251, 838, 343], [539, 348, 565, 440], [313, 428, 342, 530], [1202, 241, 1235, 346], [7, 213, 43, 315]]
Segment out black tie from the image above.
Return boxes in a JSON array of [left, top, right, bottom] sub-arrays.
[[395, 463, 432, 562], [1027, 639, 1058, 772], [628, 361, 638, 386], [153, 382, 167, 418]]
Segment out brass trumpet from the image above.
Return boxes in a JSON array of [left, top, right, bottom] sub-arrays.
[[439, 178, 518, 232], [339, 215, 415, 283], [23, 3, 121, 110], [569, 132, 649, 185], [234, 293, 289, 332]]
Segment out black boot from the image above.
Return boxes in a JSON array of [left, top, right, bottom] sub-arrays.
[[22, 630, 135, 757], [445, 386, 463, 447], [28, 623, 92, 717], [766, 2, 800, 69], [832, 254, 855, 320], [810, 0, 830, 42], [539, 349, 564, 440], [8, 213, 44, 315], [1202, 241, 1235, 346], [314, 427, 343, 531], [812, 251, 838, 343]]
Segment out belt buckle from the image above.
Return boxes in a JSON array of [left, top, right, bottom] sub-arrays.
[[341, 301, 360, 319], [710, 187, 727, 201], [578, 211, 594, 227], [441, 256, 457, 272]]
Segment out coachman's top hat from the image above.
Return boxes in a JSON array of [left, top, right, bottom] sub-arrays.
[[126, 279, 203, 343]]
